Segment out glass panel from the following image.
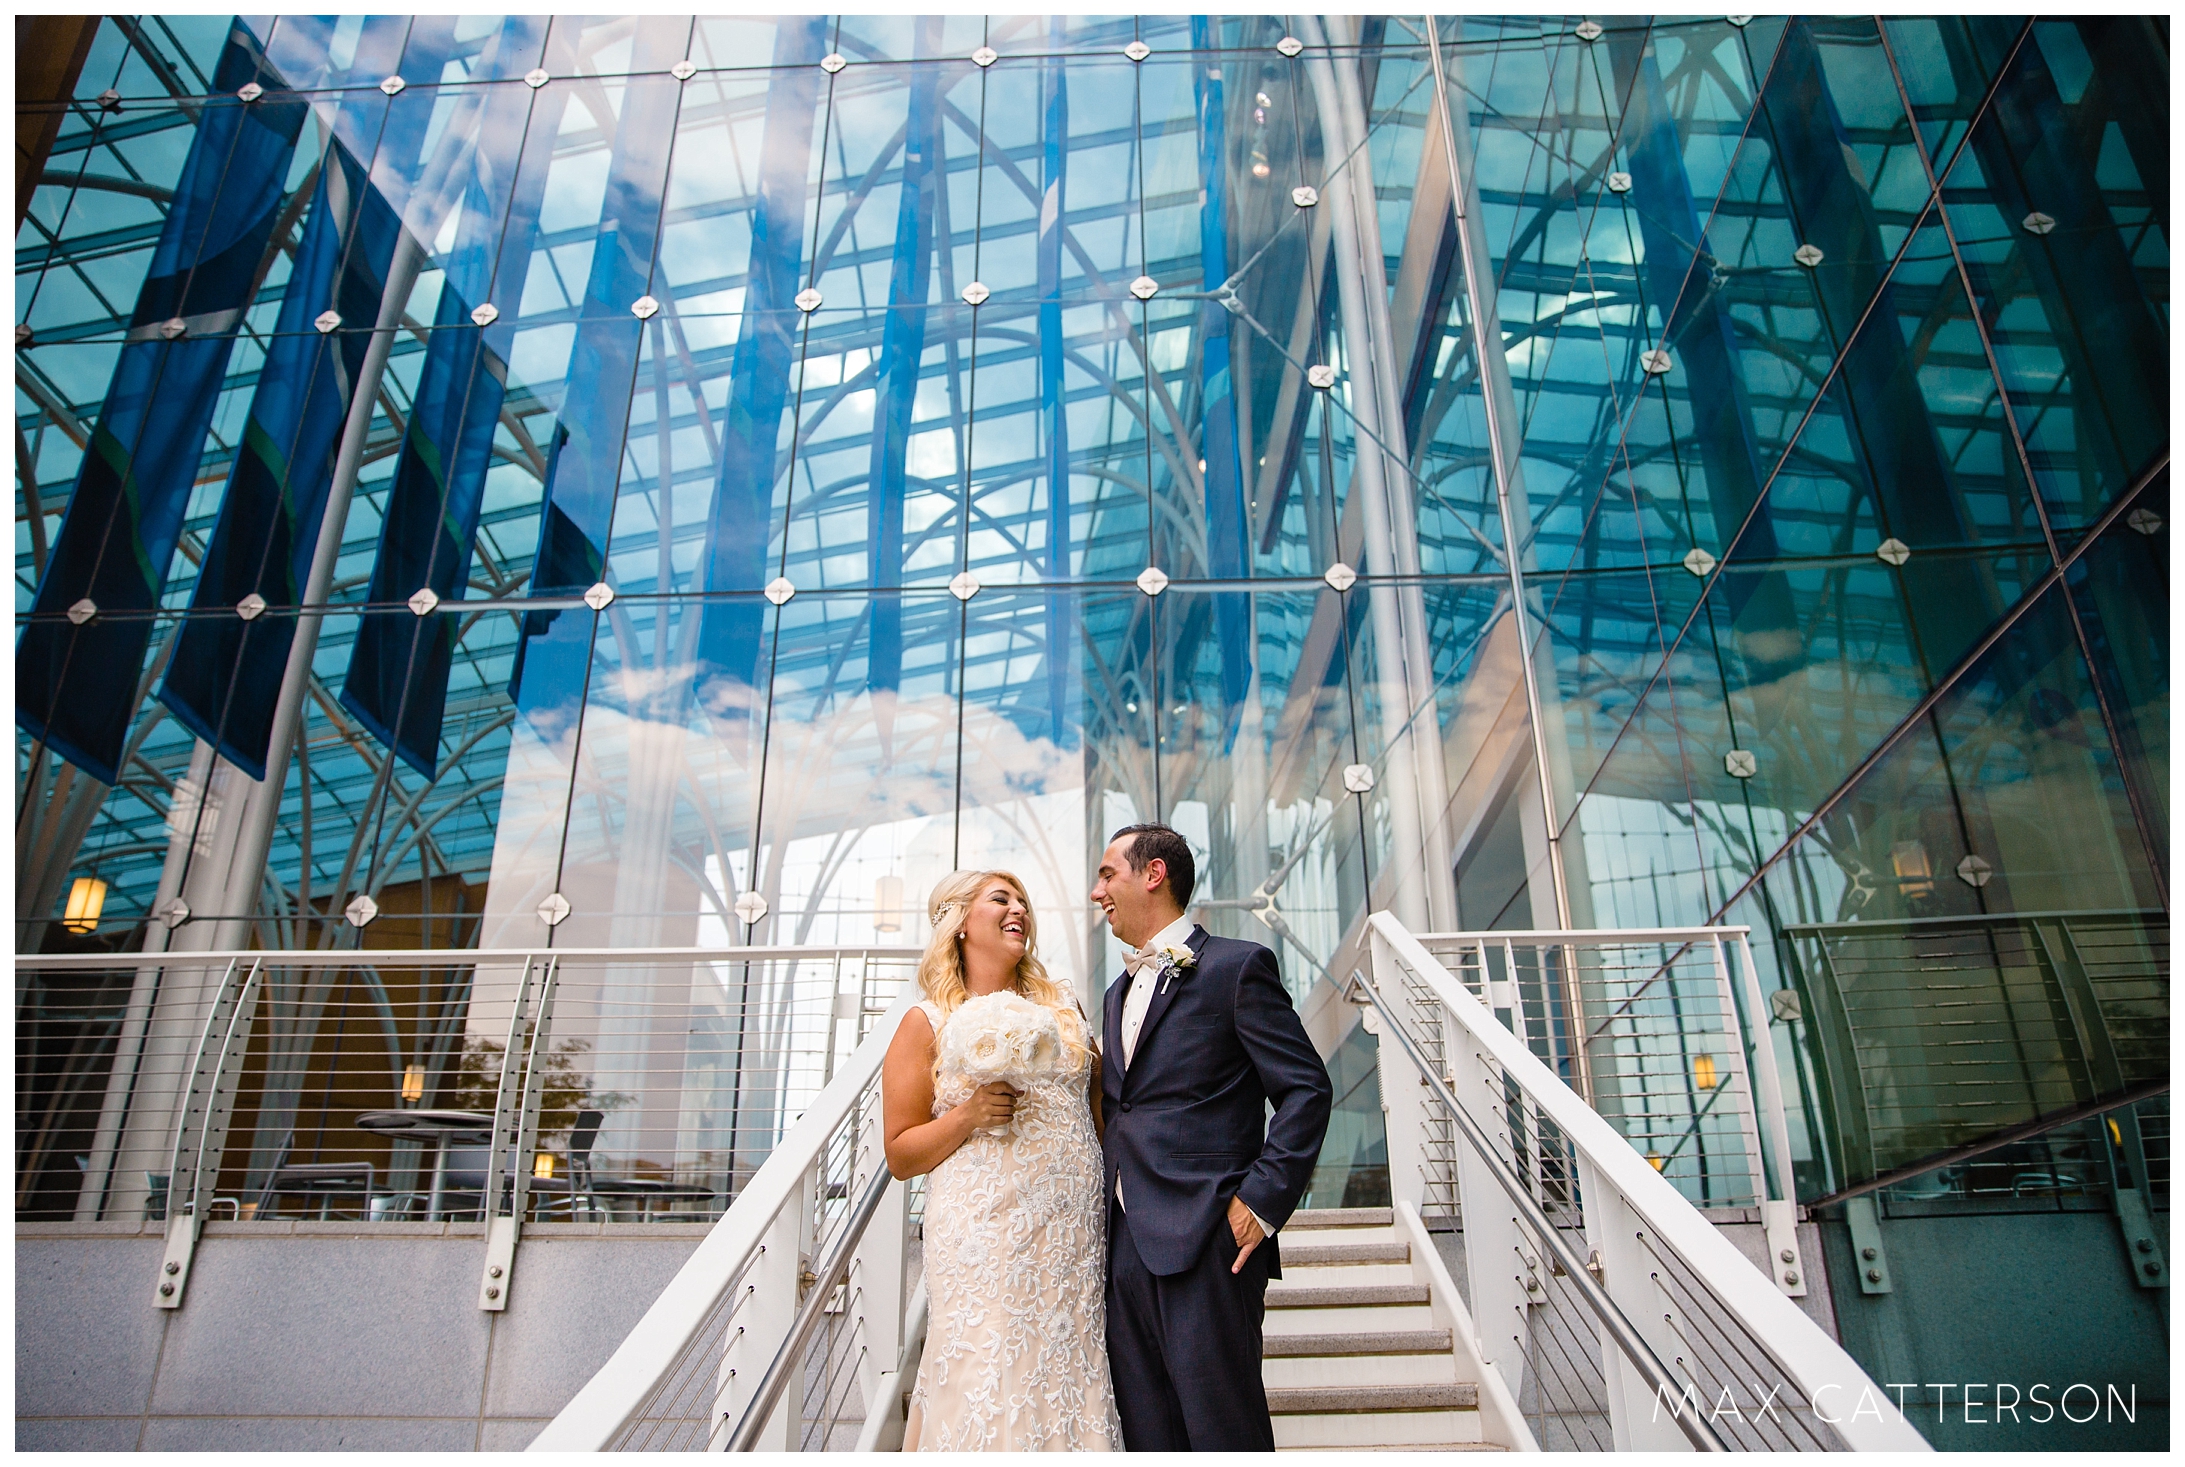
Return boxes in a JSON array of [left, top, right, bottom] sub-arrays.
[[1751, 597, 2162, 1205], [1751, 577, 2158, 927], [1160, 586, 1367, 999], [1539, 566, 1698, 824], [1302, 1017, 1393, 1208], [1877, 15, 2026, 172], [1934, 26, 2168, 540], [1554, 205, 2059, 873], [956, 588, 1152, 1004], [1565, 679, 1713, 928], [2065, 474, 2168, 850], [532, 584, 781, 952], [740, 589, 963, 948], [963, 43, 1152, 591]]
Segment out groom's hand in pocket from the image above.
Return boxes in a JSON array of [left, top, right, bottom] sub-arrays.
[[1226, 1195, 1265, 1274]]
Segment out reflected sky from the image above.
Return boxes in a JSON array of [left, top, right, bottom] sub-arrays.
[[16, 17, 2165, 1016]]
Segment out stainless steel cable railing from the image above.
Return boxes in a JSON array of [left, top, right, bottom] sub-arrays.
[[1360, 913, 1930, 1452], [16, 944, 919, 1319], [531, 980, 921, 1451]]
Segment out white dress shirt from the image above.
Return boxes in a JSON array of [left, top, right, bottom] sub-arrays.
[[1118, 913, 1196, 1068], [1113, 915, 1275, 1239]]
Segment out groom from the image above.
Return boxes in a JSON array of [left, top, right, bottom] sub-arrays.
[[1092, 823, 1333, 1451]]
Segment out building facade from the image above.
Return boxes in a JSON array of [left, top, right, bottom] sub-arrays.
[[16, 14, 2168, 1449]]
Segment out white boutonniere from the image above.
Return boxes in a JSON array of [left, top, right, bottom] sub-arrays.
[[1155, 944, 1198, 995]]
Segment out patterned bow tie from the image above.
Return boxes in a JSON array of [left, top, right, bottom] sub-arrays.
[[1122, 945, 1164, 979]]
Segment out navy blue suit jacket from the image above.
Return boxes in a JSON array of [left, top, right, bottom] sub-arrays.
[[1101, 926, 1333, 1277]]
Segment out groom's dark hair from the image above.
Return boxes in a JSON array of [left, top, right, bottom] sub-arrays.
[[1111, 823, 1196, 908]]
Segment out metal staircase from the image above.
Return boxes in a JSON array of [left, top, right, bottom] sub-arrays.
[[529, 915, 1931, 1452]]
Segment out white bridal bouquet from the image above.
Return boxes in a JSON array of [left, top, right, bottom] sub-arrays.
[[939, 991, 1064, 1137]]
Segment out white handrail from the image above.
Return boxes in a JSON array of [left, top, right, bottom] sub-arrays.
[[527, 980, 918, 1452], [1368, 913, 1930, 1451]]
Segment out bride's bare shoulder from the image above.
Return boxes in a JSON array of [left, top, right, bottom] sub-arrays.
[[891, 1004, 937, 1053]]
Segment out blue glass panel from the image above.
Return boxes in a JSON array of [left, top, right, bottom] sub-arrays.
[[864, 24, 951, 697], [693, 17, 828, 691], [1877, 16, 2026, 172], [1191, 20, 1251, 726], [153, 27, 471, 777], [17, 22, 308, 782], [342, 26, 557, 776], [2063, 473, 2168, 854], [1541, 567, 1700, 824], [508, 41, 689, 708], [1934, 25, 2168, 540], [158, 140, 408, 778], [1159, 586, 1377, 993], [542, 584, 782, 953]]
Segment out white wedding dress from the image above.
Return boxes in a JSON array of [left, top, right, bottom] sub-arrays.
[[903, 996, 1122, 1451]]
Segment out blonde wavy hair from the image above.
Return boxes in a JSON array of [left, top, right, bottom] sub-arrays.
[[917, 870, 1088, 1061]]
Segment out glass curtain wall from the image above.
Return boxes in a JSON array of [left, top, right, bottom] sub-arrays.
[[17, 16, 2167, 1214]]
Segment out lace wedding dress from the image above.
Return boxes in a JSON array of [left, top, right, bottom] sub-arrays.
[[903, 996, 1122, 1451]]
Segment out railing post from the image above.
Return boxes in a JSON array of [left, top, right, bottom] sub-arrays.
[[1577, 1153, 1691, 1450], [94, 952, 230, 1223], [1704, 938, 1772, 1206], [1552, 941, 1594, 1105], [714, 1164, 811, 1450], [849, 1090, 907, 1420], [1723, 935, 1806, 1295], [1445, 1011, 1533, 1409], [154, 957, 262, 1309], [1364, 931, 1433, 1215], [2031, 917, 2169, 1289], [1798, 937, 1877, 1192], [1495, 938, 1529, 1047], [481, 955, 557, 1312]]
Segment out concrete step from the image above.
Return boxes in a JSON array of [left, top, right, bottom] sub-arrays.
[[1273, 1406, 1484, 1450], [1281, 1238, 1412, 1267], [1269, 1383, 1478, 1414], [1280, 1440, 1504, 1453], [1263, 1328, 1453, 1358], [1286, 1207, 1395, 1230], [1280, 1261, 1417, 1289], [1263, 1301, 1435, 1334], [1285, 1229, 1405, 1255], [1267, 1281, 1430, 1309], [1263, 1351, 1455, 1389], [1285, 1218, 1402, 1240]]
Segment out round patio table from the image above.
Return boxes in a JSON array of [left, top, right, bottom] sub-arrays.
[[355, 1109, 495, 1221]]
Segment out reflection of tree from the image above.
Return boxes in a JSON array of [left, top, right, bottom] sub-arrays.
[[447, 1036, 632, 1143]]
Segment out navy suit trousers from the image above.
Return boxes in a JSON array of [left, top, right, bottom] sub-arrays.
[[1106, 1197, 1276, 1451]]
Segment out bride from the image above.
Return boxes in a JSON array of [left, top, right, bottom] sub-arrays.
[[881, 870, 1121, 1451]]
